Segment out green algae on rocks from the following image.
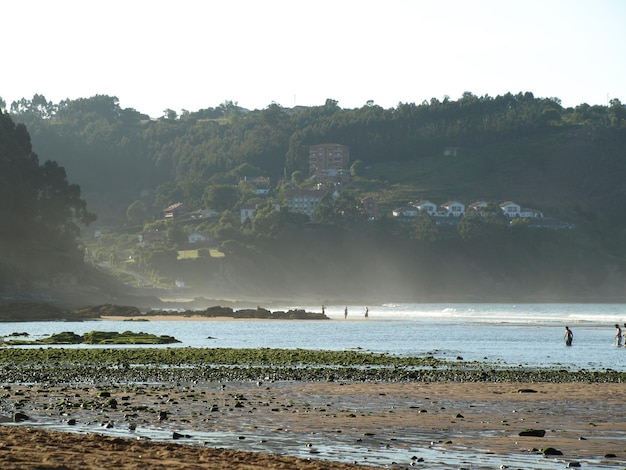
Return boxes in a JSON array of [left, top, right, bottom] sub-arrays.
[[3, 330, 181, 345]]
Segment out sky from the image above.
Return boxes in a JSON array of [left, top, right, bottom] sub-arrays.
[[2, 0, 625, 118]]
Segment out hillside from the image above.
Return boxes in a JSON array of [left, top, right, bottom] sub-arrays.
[[2, 93, 626, 304]]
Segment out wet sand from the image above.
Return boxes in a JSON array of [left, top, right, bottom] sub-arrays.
[[1, 381, 625, 468]]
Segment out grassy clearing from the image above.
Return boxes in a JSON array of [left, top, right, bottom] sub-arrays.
[[177, 249, 225, 260]]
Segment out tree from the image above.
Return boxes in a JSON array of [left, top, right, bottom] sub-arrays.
[[0, 112, 95, 280], [350, 159, 365, 177], [126, 200, 148, 226], [203, 185, 240, 211], [411, 212, 438, 242], [291, 170, 305, 185]]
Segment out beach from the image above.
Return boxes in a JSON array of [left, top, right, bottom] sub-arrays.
[[2, 381, 625, 469]]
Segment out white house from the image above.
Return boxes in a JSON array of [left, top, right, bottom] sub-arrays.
[[499, 201, 522, 217], [412, 200, 437, 216], [499, 201, 544, 219], [441, 200, 465, 217], [392, 206, 419, 218], [285, 189, 328, 219], [519, 208, 544, 218], [240, 203, 258, 223], [240, 202, 281, 224]]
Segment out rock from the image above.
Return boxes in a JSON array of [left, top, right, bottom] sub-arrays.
[[13, 412, 30, 422], [518, 429, 546, 437], [566, 462, 581, 468], [541, 447, 563, 456], [517, 388, 538, 393]]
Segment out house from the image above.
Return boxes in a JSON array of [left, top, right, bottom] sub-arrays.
[[392, 206, 419, 219], [361, 197, 379, 219], [188, 232, 211, 244], [499, 201, 544, 218], [240, 202, 281, 224], [412, 200, 437, 216], [240, 203, 258, 224], [189, 209, 220, 219], [164, 202, 189, 219], [285, 189, 329, 219], [441, 200, 465, 217], [240, 176, 270, 195], [519, 208, 544, 218], [499, 201, 522, 218], [139, 230, 166, 247]]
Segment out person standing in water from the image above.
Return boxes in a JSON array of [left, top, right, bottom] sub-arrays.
[[564, 326, 573, 346], [615, 324, 623, 347]]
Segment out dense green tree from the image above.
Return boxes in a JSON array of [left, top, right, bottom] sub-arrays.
[[203, 185, 239, 211], [411, 212, 439, 242], [0, 112, 95, 282], [126, 200, 148, 226]]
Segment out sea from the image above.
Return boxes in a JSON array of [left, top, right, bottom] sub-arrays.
[[2, 303, 626, 469], [2, 303, 625, 371]]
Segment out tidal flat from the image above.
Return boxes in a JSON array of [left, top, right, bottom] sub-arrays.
[[1, 348, 626, 469]]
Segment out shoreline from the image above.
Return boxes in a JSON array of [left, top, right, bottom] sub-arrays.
[[1, 381, 625, 469]]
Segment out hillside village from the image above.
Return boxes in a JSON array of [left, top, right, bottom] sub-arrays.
[[152, 142, 566, 247]]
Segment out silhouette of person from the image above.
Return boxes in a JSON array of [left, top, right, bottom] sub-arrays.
[[564, 326, 573, 346], [615, 324, 623, 347], [321, 305, 325, 314], [344, 307, 348, 319], [364, 307, 369, 318]]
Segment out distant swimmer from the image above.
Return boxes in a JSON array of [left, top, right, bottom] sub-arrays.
[[365, 307, 369, 318], [615, 324, 623, 347], [564, 326, 573, 346]]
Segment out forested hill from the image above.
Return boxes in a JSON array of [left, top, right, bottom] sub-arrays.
[[7, 93, 626, 226], [2, 92, 626, 303]]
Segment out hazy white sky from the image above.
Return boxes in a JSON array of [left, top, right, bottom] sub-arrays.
[[3, 0, 625, 118]]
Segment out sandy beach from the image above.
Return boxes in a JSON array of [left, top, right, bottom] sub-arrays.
[[2, 381, 625, 469]]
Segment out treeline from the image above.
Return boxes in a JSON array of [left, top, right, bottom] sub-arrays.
[[0, 112, 95, 285], [5, 92, 625, 222]]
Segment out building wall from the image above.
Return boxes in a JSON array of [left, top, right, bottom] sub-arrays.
[[309, 144, 350, 175]]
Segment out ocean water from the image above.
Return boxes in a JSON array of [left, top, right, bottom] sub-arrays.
[[1, 303, 625, 371]]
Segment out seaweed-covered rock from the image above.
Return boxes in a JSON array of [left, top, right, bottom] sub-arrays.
[[73, 304, 141, 318], [518, 429, 546, 437]]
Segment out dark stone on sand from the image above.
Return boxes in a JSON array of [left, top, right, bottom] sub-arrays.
[[567, 462, 581, 468], [517, 388, 538, 393], [518, 429, 546, 437], [158, 411, 168, 420], [67, 418, 76, 425], [604, 453, 617, 458], [454, 413, 464, 418], [541, 447, 563, 456], [13, 412, 30, 422]]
